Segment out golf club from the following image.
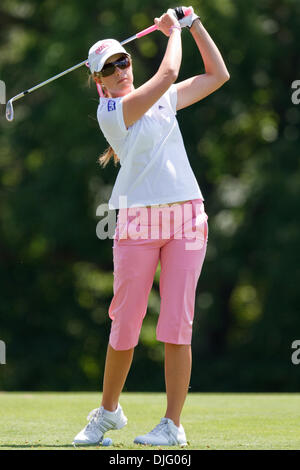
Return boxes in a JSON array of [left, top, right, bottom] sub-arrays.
[[5, 7, 192, 122]]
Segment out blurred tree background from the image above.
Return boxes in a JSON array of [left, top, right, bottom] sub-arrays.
[[0, 0, 300, 392]]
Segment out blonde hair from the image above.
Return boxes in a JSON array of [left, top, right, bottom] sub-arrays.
[[89, 71, 120, 168]]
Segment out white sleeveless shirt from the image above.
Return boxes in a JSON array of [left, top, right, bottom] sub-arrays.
[[97, 84, 204, 209]]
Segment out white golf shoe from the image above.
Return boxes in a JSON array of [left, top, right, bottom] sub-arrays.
[[134, 417, 187, 446], [73, 403, 127, 446]]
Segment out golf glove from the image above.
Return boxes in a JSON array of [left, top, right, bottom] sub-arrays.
[[177, 6, 201, 29]]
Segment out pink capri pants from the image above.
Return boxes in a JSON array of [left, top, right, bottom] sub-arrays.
[[108, 198, 208, 350]]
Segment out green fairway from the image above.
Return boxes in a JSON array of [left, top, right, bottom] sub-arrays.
[[0, 392, 299, 450]]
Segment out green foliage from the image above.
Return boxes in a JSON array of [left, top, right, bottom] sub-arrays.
[[0, 0, 300, 391]]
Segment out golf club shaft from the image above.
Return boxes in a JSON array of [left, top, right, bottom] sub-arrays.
[[6, 24, 157, 112], [9, 22, 177, 102], [6, 7, 192, 121], [8, 23, 153, 103], [10, 60, 88, 105]]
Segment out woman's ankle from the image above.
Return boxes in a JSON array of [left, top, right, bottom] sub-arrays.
[[164, 414, 180, 427], [101, 402, 119, 412]]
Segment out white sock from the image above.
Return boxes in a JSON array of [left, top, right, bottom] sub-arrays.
[[103, 404, 119, 414]]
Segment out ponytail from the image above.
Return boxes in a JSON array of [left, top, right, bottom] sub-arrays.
[[98, 146, 120, 168]]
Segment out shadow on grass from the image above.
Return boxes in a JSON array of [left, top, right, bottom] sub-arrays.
[[0, 443, 186, 450], [0, 444, 86, 449]]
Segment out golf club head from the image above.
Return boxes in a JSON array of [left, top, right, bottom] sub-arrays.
[[6, 99, 14, 121]]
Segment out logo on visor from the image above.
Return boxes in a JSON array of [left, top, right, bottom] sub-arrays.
[[95, 41, 113, 55], [108, 100, 116, 112]]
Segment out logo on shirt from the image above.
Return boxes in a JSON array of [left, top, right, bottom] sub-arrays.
[[159, 105, 164, 110], [108, 100, 116, 112]]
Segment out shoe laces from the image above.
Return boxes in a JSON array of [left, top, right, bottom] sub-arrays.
[[149, 418, 170, 436], [85, 407, 104, 430]]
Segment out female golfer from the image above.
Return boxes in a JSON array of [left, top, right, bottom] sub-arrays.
[[73, 7, 229, 447]]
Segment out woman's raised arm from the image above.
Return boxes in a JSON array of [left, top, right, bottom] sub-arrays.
[[175, 18, 230, 111], [122, 10, 182, 128]]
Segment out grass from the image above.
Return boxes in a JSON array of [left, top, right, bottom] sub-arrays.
[[0, 392, 299, 450]]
